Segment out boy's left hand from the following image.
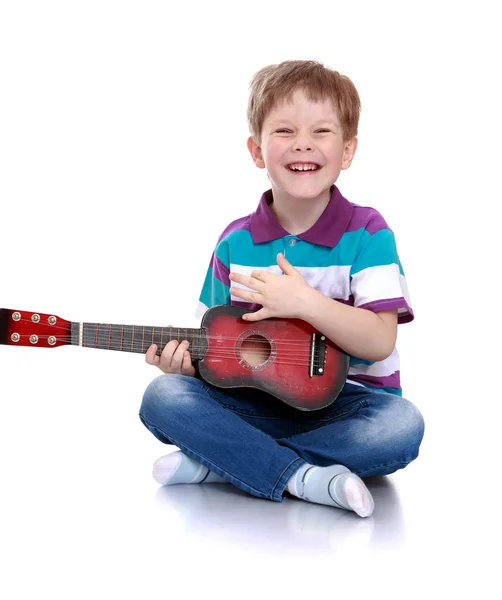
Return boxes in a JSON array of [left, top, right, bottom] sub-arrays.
[[229, 253, 313, 321]]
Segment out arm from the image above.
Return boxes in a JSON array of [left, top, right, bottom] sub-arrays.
[[229, 253, 399, 362], [298, 287, 397, 362]]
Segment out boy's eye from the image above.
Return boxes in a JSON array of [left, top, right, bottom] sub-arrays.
[[274, 128, 331, 134]]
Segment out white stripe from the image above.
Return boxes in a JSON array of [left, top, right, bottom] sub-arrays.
[[346, 379, 366, 388], [229, 263, 351, 300], [348, 348, 400, 378], [195, 301, 209, 321], [351, 264, 411, 308], [79, 322, 83, 346]]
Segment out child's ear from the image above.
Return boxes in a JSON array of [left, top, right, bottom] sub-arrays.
[[247, 136, 266, 169], [341, 136, 358, 170]]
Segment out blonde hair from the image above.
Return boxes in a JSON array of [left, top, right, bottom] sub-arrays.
[[247, 60, 361, 143]]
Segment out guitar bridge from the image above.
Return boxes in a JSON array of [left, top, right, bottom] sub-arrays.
[[309, 332, 326, 377]]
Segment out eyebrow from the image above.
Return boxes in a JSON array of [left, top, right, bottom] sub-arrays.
[[269, 119, 339, 127]]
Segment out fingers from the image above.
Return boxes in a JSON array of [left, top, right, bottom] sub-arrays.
[[163, 339, 186, 371], [249, 270, 269, 283], [158, 339, 195, 375], [230, 287, 262, 303], [242, 308, 267, 322], [180, 347, 196, 376], [145, 326, 195, 375], [145, 344, 160, 366], [229, 272, 264, 289]]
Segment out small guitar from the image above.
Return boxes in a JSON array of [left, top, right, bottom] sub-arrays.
[[0, 305, 349, 411]]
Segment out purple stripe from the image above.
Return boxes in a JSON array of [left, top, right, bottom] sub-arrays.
[[231, 300, 262, 311], [346, 206, 390, 235], [359, 298, 414, 324], [348, 371, 401, 390], [301, 186, 391, 245], [210, 253, 230, 287], [218, 214, 253, 243], [335, 295, 355, 306]]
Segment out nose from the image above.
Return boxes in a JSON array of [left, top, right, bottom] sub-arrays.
[[293, 132, 313, 152]]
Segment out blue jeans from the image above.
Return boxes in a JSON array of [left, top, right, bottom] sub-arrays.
[[139, 374, 425, 502]]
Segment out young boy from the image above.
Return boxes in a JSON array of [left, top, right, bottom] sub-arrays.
[[139, 60, 425, 518]]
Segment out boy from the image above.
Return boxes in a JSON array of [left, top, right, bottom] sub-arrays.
[[139, 60, 425, 518]]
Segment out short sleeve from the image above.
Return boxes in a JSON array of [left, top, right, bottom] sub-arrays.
[[195, 238, 231, 320], [350, 225, 414, 324]]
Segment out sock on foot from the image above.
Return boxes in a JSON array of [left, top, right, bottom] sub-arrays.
[[152, 451, 228, 486], [287, 463, 374, 518]]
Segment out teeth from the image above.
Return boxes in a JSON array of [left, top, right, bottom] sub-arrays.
[[288, 163, 319, 171]]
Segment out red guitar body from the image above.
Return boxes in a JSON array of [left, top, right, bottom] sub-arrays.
[[199, 306, 349, 410]]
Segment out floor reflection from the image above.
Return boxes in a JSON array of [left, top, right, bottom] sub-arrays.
[[154, 475, 405, 553]]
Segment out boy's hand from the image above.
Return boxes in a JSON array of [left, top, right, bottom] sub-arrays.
[[229, 253, 314, 322], [145, 326, 196, 376]]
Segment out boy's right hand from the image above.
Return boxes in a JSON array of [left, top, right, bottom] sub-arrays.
[[145, 327, 196, 376]]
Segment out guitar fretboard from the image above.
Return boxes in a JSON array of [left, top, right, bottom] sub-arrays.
[[70, 322, 207, 359]]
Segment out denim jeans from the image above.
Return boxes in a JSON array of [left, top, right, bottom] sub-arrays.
[[139, 374, 425, 502]]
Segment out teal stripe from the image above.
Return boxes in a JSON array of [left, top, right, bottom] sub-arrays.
[[351, 229, 404, 275], [350, 356, 375, 366], [219, 228, 403, 274], [371, 385, 402, 396], [199, 266, 230, 308], [351, 382, 402, 397], [218, 231, 288, 266], [214, 238, 230, 268]]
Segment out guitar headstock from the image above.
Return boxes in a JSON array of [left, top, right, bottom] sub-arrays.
[[0, 308, 71, 348]]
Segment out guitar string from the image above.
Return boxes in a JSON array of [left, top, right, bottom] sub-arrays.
[[8, 331, 323, 355], [7, 328, 328, 357], [9, 333, 332, 367], [11, 333, 323, 358], [7, 317, 337, 363]]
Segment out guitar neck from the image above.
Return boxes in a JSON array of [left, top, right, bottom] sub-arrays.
[[71, 321, 207, 359]]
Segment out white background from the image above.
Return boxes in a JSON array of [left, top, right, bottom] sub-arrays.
[[0, 1, 500, 598]]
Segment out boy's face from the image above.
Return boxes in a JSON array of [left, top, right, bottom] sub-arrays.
[[248, 88, 357, 202]]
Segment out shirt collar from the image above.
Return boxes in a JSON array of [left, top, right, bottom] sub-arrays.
[[249, 185, 354, 248]]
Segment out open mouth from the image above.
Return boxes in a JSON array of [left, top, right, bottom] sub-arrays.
[[286, 163, 322, 173]]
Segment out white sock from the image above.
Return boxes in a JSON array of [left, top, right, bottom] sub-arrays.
[[287, 463, 374, 518], [152, 451, 228, 486]]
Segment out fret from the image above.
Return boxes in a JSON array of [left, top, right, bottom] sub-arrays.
[[96, 323, 112, 350], [123, 325, 133, 352], [83, 323, 97, 348], [110, 324, 122, 352], [73, 321, 206, 358], [154, 326, 160, 355], [194, 328, 199, 359]]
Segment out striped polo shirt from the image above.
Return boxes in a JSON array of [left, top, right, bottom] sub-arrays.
[[196, 185, 413, 396]]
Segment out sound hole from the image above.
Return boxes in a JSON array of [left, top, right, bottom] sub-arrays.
[[240, 334, 272, 367]]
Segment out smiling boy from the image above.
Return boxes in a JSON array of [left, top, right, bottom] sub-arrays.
[[139, 60, 425, 518]]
